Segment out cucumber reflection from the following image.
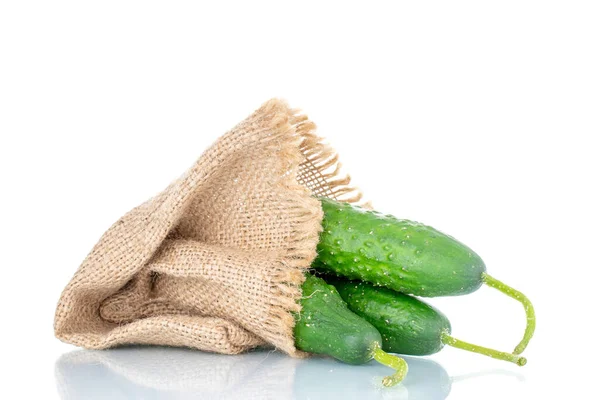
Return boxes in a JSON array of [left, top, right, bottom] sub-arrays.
[[55, 347, 451, 399], [294, 355, 451, 400]]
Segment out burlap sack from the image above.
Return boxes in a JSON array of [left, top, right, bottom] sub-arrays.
[[54, 98, 364, 357]]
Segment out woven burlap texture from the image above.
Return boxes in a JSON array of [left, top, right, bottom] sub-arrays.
[[54, 98, 364, 357]]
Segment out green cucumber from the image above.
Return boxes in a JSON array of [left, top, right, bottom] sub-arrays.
[[294, 275, 408, 386], [314, 198, 536, 355], [328, 278, 526, 366], [330, 277, 451, 356]]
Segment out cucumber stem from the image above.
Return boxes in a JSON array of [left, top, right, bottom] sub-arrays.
[[441, 331, 527, 366], [372, 345, 408, 387], [482, 273, 536, 355]]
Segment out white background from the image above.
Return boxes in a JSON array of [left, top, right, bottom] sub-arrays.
[[1, 1, 598, 399]]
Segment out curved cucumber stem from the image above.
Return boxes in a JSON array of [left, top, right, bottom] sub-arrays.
[[482, 273, 536, 355], [372, 345, 408, 387], [441, 331, 527, 366]]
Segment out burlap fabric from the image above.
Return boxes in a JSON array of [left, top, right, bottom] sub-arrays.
[[54, 99, 364, 357]]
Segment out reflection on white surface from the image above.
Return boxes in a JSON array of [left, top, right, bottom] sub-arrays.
[[55, 346, 453, 399]]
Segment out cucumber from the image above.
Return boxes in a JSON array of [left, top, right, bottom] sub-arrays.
[[294, 275, 408, 386], [330, 278, 451, 356], [316, 198, 486, 296], [314, 198, 536, 355], [328, 278, 526, 366]]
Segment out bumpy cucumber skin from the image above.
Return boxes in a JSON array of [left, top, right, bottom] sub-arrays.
[[329, 278, 451, 356], [314, 198, 486, 297], [294, 275, 382, 365]]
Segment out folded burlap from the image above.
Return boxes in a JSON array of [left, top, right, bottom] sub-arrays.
[[54, 99, 364, 357]]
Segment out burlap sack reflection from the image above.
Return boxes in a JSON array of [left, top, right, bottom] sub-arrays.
[[54, 99, 363, 356], [55, 348, 298, 400], [55, 348, 453, 400]]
